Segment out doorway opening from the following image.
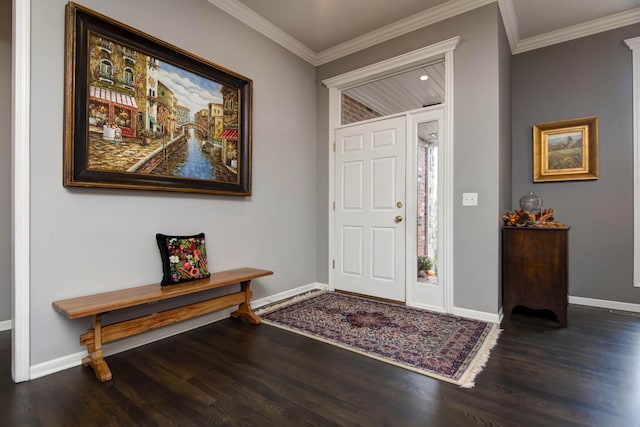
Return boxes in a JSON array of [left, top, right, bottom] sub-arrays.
[[324, 37, 459, 312]]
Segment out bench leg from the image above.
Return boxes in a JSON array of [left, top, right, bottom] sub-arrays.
[[230, 280, 261, 324], [81, 314, 112, 382]]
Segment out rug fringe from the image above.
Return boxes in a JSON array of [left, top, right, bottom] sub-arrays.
[[458, 324, 502, 388]]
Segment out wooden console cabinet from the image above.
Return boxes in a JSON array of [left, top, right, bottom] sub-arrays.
[[502, 226, 570, 327]]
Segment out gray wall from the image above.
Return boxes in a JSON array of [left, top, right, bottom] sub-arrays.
[[0, 0, 11, 324], [30, 0, 317, 365], [498, 12, 512, 306], [512, 24, 640, 303], [25, 0, 639, 371], [317, 4, 508, 315]]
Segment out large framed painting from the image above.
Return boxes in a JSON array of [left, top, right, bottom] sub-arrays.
[[64, 2, 252, 195], [533, 116, 598, 182]]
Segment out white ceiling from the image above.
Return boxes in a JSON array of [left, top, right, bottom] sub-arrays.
[[235, 0, 450, 52], [207, 0, 640, 65]]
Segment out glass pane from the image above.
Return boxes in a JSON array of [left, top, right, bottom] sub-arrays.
[[417, 120, 438, 284]]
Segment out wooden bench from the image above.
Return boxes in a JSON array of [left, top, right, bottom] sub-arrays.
[[52, 267, 273, 382]]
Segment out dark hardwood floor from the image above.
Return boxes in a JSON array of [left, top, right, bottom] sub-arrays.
[[1, 304, 639, 426]]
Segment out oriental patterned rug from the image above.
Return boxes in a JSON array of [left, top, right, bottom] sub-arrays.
[[255, 291, 500, 388]]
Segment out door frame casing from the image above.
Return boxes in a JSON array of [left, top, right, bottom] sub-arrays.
[[324, 37, 459, 310], [625, 36, 640, 288], [12, 0, 31, 382]]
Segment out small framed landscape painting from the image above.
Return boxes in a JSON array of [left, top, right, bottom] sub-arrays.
[[533, 116, 598, 182], [63, 2, 252, 196]]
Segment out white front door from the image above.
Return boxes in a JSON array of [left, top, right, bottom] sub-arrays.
[[334, 116, 406, 301]]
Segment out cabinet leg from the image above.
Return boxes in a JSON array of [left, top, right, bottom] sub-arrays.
[[502, 304, 514, 326], [555, 309, 568, 328]]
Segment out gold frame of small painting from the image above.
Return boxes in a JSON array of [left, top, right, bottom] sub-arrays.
[[533, 116, 598, 182]]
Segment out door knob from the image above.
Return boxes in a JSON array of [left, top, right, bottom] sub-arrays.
[[395, 215, 403, 223]]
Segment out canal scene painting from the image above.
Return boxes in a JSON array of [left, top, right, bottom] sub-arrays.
[[64, 3, 252, 195]]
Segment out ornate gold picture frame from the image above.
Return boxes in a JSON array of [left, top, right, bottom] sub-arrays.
[[533, 116, 598, 182]]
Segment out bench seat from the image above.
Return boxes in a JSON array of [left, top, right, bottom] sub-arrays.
[[52, 267, 273, 382]]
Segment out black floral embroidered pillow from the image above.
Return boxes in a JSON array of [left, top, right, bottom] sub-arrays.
[[156, 233, 210, 286]]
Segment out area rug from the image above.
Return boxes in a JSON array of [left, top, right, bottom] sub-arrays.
[[255, 291, 501, 388]]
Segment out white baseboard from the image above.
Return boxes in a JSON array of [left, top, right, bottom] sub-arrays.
[[30, 349, 87, 380], [283, 284, 503, 324], [30, 308, 236, 380], [252, 282, 328, 309], [408, 302, 447, 313], [0, 319, 12, 332], [29, 282, 328, 380], [451, 306, 502, 324], [408, 302, 503, 324], [569, 295, 640, 313], [37, 284, 634, 380]]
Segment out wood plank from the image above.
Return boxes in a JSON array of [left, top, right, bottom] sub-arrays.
[[80, 292, 247, 345], [52, 267, 272, 318], [4, 304, 638, 425]]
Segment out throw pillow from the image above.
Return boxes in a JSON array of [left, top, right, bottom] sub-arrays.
[[156, 233, 210, 286]]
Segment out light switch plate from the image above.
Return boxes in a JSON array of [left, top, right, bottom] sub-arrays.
[[462, 192, 478, 206]]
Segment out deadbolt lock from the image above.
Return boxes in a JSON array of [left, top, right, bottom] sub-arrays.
[[396, 201, 403, 208]]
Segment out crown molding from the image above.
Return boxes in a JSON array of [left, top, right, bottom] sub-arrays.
[[208, 0, 640, 62], [208, 0, 494, 66], [206, 0, 317, 64], [497, 0, 519, 53], [625, 35, 640, 50], [315, 0, 494, 65], [513, 6, 640, 54]]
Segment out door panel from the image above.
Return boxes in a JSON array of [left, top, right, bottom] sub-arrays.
[[334, 116, 406, 301], [341, 226, 363, 276], [371, 226, 396, 281], [342, 161, 363, 210], [372, 157, 395, 209]]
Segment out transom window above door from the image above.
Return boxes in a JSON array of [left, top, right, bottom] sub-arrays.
[[341, 58, 445, 125]]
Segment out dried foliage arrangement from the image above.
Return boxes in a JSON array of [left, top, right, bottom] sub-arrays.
[[502, 208, 566, 228]]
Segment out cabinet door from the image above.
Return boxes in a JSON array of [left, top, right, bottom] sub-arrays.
[[502, 228, 568, 327]]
